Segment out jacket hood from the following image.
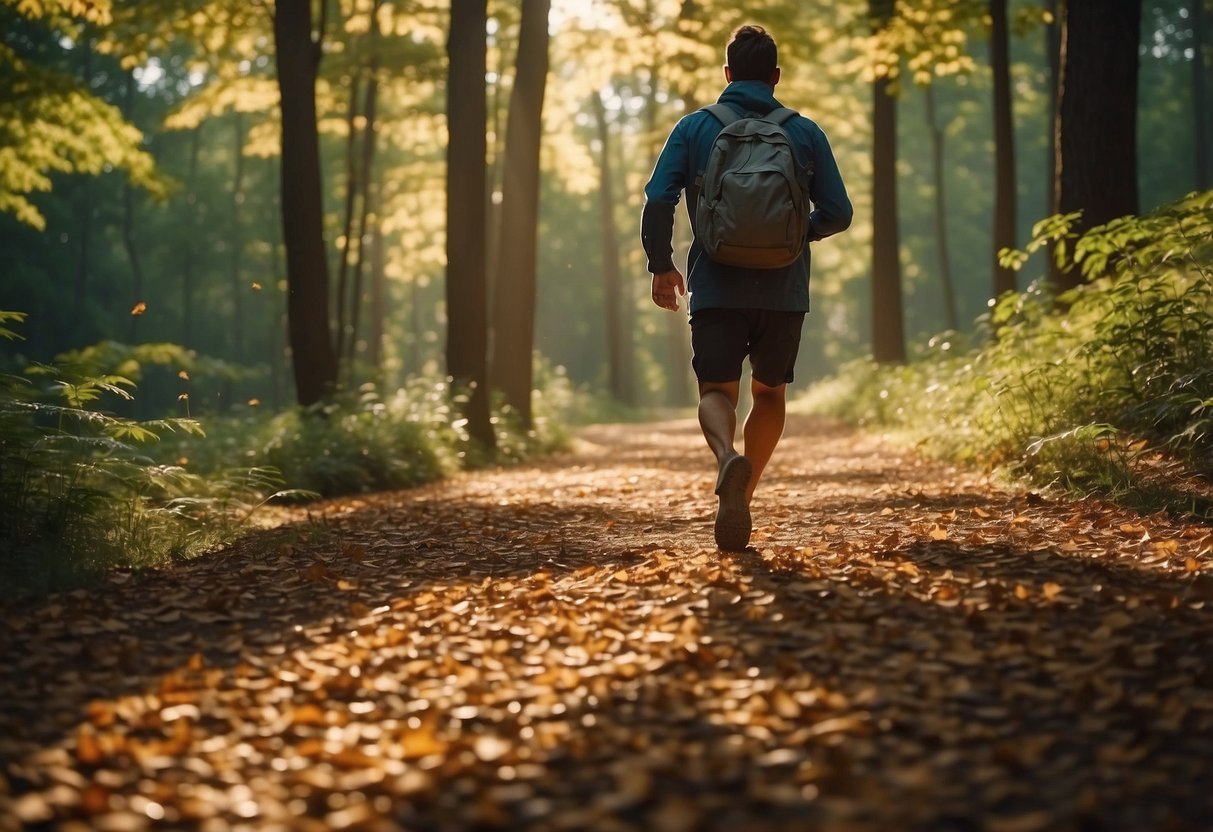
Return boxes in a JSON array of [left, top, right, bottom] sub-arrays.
[[717, 80, 781, 116]]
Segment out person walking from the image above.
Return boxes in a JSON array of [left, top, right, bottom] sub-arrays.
[[642, 24, 853, 551]]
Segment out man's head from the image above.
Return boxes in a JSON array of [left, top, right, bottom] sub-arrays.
[[724, 24, 780, 87]]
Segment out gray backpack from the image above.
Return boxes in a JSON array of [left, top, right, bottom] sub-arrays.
[[693, 104, 812, 270]]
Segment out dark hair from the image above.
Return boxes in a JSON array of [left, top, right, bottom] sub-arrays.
[[726, 25, 778, 82]]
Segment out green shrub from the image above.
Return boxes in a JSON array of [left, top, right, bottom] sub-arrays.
[[1, 310, 585, 595], [0, 317, 297, 598], [800, 190, 1213, 509]]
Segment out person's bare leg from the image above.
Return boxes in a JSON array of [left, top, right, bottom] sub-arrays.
[[699, 380, 752, 550], [742, 378, 787, 503], [698, 381, 740, 464]]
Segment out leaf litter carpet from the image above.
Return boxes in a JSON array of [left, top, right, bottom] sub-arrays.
[[3, 415, 1213, 832]]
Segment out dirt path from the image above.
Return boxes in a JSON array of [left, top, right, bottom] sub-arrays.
[[2, 415, 1212, 831]]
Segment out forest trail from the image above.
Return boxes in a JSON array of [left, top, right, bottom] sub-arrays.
[[3, 415, 1213, 831]]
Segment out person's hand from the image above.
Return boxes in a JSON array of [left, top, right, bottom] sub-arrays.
[[651, 269, 686, 311]]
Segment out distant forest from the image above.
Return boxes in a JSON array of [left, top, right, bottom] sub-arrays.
[[2, 0, 1209, 421]]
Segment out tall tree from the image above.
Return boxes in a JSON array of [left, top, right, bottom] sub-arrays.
[[1195, 0, 1211, 191], [923, 84, 959, 332], [490, 0, 551, 428], [871, 0, 905, 363], [593, 91, 633, 405], [446, 0, 494, 446], [990, 0, 1018, 298], [229, 112, 247, 359], [1051, 0, 1142, 292], [120, 70, 145, 343], [274, 0, 338, 405], [1046, 0, 1061, 219]]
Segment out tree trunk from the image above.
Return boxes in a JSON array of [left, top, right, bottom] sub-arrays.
[[409, 276, 423, 376], [1195, 0, 1210, 190], [347, 63, 379, 376], [924, 85, 958, 332], [990, 0, 1018, 299], [489, 0, 550, 428], [593, 92, 631, 404], [367, 193, 386, 376], [274, 0, 338, 406], [229, 112, 246, 359], [269, 176, 287, 411], [73, 38, 93, 333], [335, 73, 362, 372], [181, 124, 202, 348], [646, 62, 691, 407], [871, 0, 905, 363], [121, 71, 145, 344], [355, 1, 384, 379], [1046, 0, 1060, 221], [446, 0, 495, 446], [1051, 0, 1142, 292]]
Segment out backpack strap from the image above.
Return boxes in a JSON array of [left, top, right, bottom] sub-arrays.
[[700, 103, 741, 126], [764, 107, 800, 125]]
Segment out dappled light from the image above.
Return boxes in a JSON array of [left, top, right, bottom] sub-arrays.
[[4, 416, 1213, 829], [3, 0, 1213, 828]]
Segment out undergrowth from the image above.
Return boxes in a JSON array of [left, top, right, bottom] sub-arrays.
[[0, 321, 577, 599], [799, 190, 1213, 517]]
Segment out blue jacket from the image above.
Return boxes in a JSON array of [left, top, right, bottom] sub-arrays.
[[642, 80, 853, 313]]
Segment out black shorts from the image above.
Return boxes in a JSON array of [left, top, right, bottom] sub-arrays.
[[689, 308, 806, 387]]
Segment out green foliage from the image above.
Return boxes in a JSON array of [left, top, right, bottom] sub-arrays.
[[0, 314, 298, 598], [165, 360, 576, 500], [0, 1, 167, 229], [1, 299, 585, 598], [800, 192, 1213, 513]]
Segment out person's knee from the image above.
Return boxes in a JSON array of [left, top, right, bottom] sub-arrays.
[[700, 380, 740, 408], [750, 379, 786, 403]]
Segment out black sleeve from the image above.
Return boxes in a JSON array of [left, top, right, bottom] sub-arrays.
[[641, 199, 677, 273]]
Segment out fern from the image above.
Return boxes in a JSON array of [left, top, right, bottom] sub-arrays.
[[802, 190, 1213, 513]]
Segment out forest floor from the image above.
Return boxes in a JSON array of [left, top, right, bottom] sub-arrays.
[[3, 415, 1213, 832]]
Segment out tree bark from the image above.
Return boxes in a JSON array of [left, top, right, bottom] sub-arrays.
[[990, 0, 1018, 299], [181, 124, 202, 348], [871, 0, 905, 363], [1046, 0, 1060, 221], [647, 63, 691, 407], [1195, 0, 1210, 190], [269, 175, 287, 411], [924, 85, 958, 332], [335, 73, 362, 371], [274, 0, 338, 406], [1051, 0, 1142, 292], [73, 38, 93, 334], [347, 68, 378, 376], [593, 92, 631, 404], [121, 71, 145, 344], [229, 112, 246, 359], [446, 0, 495, 446], [367, 191, 386, 376], [489, 0, 550, 428], [356, 0, 384, 379]]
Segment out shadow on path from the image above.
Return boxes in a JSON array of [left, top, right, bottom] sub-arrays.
[[1, 415, 1211, 831]]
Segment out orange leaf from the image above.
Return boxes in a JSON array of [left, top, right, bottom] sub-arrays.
[[76, 726, 104, 765]]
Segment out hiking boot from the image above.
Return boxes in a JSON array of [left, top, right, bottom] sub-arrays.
[[714, 453, 753, 551]]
